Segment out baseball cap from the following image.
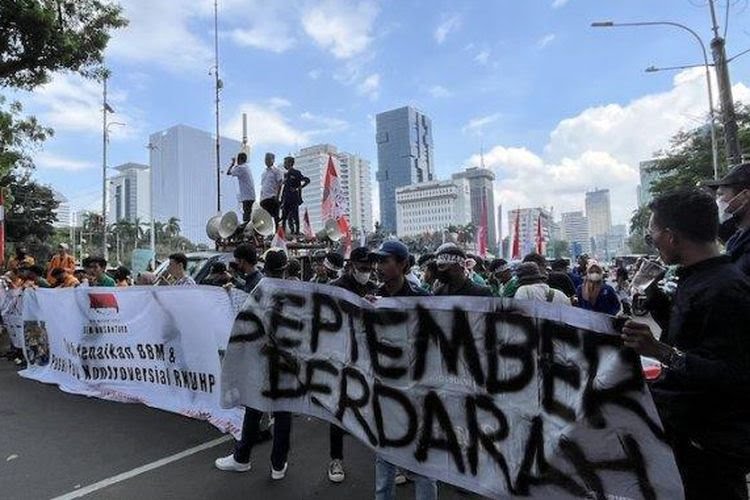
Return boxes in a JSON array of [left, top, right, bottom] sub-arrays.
[[349, 247, 372, 263], [702, 162, 750, 188], [263, 249, 288, 272], [373, 240, 409, 261], [324, 252, 344, 271]]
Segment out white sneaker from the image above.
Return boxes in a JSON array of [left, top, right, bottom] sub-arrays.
[[395, 470, 408, 485], [214, 454, 252, 472], [271, 462, 288, 480], [328, 459, 345, 483]]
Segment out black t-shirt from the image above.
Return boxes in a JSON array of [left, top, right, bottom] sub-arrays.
[[282, 168, 310, 206]]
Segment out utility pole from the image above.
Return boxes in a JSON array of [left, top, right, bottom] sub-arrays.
[[708, 0, 742, 165], [213, 0, 222, 213], [102, 75, 109, 262]]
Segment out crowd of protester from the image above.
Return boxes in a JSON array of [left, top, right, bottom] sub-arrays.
[[5, 163, 750, 498]]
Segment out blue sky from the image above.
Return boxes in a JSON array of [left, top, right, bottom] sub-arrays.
[[19, 0, 750, 229]]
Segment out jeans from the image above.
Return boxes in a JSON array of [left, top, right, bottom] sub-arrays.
[[375, 455, 437, 500], [282, 203, 300, 234], [241, 200, 254, 223], [330, 424, 344, 460], [233, 408, 291, 470]]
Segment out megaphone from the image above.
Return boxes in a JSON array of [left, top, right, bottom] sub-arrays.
[[246, 207, 275, 237], [323, 219, 343, 242], [206, 211, 239, 241]]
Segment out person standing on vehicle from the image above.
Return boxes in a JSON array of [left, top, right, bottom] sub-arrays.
[[259, 152, 284, 225], [280, 156, 310, 235], [227, 152, 256, 222]]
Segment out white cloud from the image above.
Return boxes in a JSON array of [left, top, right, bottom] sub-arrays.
[[552, 0, 570, 8], [357, 73, 381, 100], [107, 0, 212, 72], [434, 14, 461, 44], [474, 49, 490, 65], [308, 68, 323, 80], [300, 111, 349, 134], [428, 85, 452, 98], [537, 33, 556, 49], [462, 113, 501, 134], [465, 68, 750, 225], [302, 0, 379, 59], [230, 27, 295, 53], [34, 152, 96, 172]]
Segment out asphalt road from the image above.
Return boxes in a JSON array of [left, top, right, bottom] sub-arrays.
[[0, 359, 476, 500]]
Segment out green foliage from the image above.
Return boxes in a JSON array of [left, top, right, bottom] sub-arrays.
[[627, 205, 651, 255], [0, 0, 127, 90], [0, 97, 53, 177], [0, 170, 59, 250]]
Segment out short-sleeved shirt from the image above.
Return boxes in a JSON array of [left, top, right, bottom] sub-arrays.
[[260, 166, 284, 201], [229, 163, 256, 202], [94, 274, 117, 287]]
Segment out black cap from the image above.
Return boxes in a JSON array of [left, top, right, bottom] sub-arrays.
[[263, 249, 288, 272], [373, 240, 409, 261], [349, 247, 372, 263], [324, 252, 345, 271], [702, 162, 750, 188]]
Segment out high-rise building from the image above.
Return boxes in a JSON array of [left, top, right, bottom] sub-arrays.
[[396, 179, 471, 237], [375, 106, 434, 233], [52, 190, 71, 228], [149, 124, 241, 244], [295, 144, 374, 232], [637, 160, 662, 207], [497, 203, 503, 248], [507, 207, 552, 257], [561, 211, 590, 255], [585, 189, 612, 239], [452, 167, 497, 251], [108, 162, 150, 224]]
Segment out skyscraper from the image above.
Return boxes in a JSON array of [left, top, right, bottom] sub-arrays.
[[507, 207, 552, 257], [395, 179, 471, 237], [561, 211, 590, 255], [375, 106, 434, 233], [52, 190, 71, 228], [452, 167, 497, 251], [149, 124, 241, 244], [108, 162, 150, 224], [585, 189, 612, 239], [295, 144, 374, 232]]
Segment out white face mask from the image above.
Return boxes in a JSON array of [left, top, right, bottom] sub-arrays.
[[353, 270, 371, 285], [588, 272, 603, 282], [717, 198, 733, 224]]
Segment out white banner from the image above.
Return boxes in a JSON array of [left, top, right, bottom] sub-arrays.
[[20, 286, 246, 437], [222, 279, 683, 499], [1, 287, 25, 349]]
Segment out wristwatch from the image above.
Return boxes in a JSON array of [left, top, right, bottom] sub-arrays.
[[664, 347, 685, 369]]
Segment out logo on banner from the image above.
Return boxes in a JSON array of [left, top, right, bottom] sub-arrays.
[[89, 293, 119, 314]]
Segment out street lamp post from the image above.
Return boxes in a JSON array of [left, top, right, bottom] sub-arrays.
[[592, 21, 720, 180]]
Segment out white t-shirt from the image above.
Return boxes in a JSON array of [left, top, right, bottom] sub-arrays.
[[260, 166, 284, 201], [514, 283, 571, 305], [229, 163, 255, 202]]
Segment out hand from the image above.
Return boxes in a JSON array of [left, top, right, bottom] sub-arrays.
[[727, 189, 750, 216], [621, 320, 670, 360], [223, 282, 235, 290], [364, 294, 378, 303]]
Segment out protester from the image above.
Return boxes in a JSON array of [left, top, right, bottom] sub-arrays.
[[621, 188, 750, 500], [166, 253, 195, 286], [310, 251, 343, 284], [215, 247, 293, 481], [280, 156, 310, 235], [286, 258, 302, 281], [84, 257, 116, 287], [22, 265, 50, 289], [204, 262, 232, 287], [259, 152, 284, 225], [47, 243, 76, 285], [432, 244, 492, 296], [614, 267, 631, 315], [233, 244, 263, 293], [420, 260, 438, 293], [8, 247, 34, 271], [309, 250, 330, 284], [405, 254, 422, 288], [513, 262, 570, 304], [371, 240, 437, 500], [487, 258, 516, 297], [570, 254, 589, 289], [523, 253, 576, 298], [50, 267, 79, 288], [464, 257, 488, 286], [705, 162, 750, 276], [325, 247, 377, 483], [575, 261, 620, 315], [227, 152, 256, 222], [73, 268, 90, 287], [114, 266, 132, 287]]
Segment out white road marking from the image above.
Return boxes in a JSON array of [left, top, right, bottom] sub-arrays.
[[50, 435, 232, 500]]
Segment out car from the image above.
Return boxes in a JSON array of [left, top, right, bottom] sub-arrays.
[[153, 252, 242, 286]]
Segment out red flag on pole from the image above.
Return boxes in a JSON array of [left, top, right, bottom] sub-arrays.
[[322, 154, 351, 244], [303, 208, 314, 239], [535, 213, 543, 254], [511, 209, 521, 259], [477, 196, 489, 258], [271, 225, 288, 254], [0, 189, 5, 267]]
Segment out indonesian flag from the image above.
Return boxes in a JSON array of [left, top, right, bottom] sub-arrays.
[[271, 225, 288, 254], [511, 210, 521, 260], [303, 208, 314, 239], [535, 213, 544, 255], [476, 196, 488, 258], [0, 190, 5, 267], [321, 154, 351, 243]]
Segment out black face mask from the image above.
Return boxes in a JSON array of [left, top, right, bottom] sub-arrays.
[[718, 217, 740, 244]]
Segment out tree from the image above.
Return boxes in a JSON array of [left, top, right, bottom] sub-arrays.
[[0, 97, 53, 177], [627, 205, 651, 255], [0, 0, 127, 90], [164, 217, 181, 239], [1, 171, 58, 256]]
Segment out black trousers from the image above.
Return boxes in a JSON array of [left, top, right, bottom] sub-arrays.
[[330, 424, 345, 460], [260, 198, 280, 225], [233, 409, 292, 469], [282, 203, 301, 234], [673, 437, 749, 500], [241, 200, 254, 223]]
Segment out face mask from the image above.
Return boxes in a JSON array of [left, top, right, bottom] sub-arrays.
[[717, 198, 733, 224], [353, 270, 371, 285], [588, 272, 603, 282]]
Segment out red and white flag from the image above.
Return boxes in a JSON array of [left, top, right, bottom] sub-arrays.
[[321, 154, 351, 242], [511, 209, 521, 260], [303, 208, 314, 239], [271, 225, 288, 254]]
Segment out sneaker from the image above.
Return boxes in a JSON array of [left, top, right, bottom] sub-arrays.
[[271, 462, 288, 480], [395, 470, 407, 485], [328, 459, 345, 483], [214, 454, 252, 472]]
